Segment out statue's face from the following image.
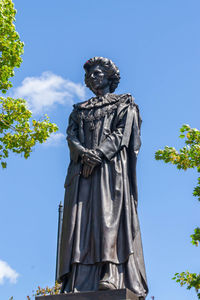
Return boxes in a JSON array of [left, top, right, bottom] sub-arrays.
[[87, 65, 110, 94]]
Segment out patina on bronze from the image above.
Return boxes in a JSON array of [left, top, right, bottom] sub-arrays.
[[57, 57, 148, 299]]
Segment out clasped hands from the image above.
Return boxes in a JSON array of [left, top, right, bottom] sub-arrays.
[[81, 149, 103, 178]]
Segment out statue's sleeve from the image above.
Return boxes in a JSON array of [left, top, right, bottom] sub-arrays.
[[97, 98, 141, 160], [67, 110, 85, 163]]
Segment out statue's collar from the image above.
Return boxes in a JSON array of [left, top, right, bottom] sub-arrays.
[[74, 93, 121, 110]]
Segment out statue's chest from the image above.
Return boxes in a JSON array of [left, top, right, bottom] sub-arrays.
[[76, 104, 118, 148], [77, 104, 118, 132], [77, 103, 118, 123]]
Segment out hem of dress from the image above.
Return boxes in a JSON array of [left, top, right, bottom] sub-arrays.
[[58, 252, 135, 281]]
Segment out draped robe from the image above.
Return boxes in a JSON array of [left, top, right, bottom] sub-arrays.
[[58, 93, 148, 298]]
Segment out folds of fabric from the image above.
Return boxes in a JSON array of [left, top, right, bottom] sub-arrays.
[[61, 256, 147, 297], [58, 94, 148, 298]]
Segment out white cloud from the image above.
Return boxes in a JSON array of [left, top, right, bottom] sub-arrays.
[[42, 132, 65, 147], [0, 260, 19, 285], [12, 72, 86, 114]]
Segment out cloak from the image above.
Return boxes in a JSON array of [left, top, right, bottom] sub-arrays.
[[58, 93, 148, 297]]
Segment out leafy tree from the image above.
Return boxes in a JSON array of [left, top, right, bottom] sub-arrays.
[[35, 281, 61, 297], [26, 281, 61, 299], [155, 124, 200, 298], [0, 0, 58, 168]]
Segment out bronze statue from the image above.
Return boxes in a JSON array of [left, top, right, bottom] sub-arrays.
[[58, 57, 148, 299]]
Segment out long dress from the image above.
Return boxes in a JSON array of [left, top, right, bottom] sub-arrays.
[[58, 93, 148, 298]]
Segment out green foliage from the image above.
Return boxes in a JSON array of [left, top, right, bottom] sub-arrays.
[[0, 0, 24, 93], [27, 281, 61, 298], [155, 124, 200, 200], [191, 227, 200, 247], [0, 0, 58, 168], [0, 97, 58, 168], [155, 124, 200, 298], [35, 281, 61, 296], [172, 272, 200, 299]]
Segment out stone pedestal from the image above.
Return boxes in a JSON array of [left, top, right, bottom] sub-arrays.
[[35, 289, 142, 300]]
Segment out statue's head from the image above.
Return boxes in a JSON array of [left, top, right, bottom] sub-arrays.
[[83, 57, 120, 95]]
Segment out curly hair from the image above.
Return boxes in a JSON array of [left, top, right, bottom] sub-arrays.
[[83, 57, 120, 93]]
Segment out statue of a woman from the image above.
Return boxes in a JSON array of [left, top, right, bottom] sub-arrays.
[[58, 57, 148, 299]]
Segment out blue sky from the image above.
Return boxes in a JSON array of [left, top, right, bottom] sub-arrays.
[[0, 0, 200, 299]]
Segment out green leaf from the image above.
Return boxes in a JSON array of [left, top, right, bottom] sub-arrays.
[[1, 161, 7, 168], [179, 134, 185, 139]]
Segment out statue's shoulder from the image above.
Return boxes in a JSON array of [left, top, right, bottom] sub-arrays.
[[112, 93, 138, 107], [68, 100, 88, 120], [72, 98, 92, 110]]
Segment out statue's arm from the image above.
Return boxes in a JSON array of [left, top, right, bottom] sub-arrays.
[[67, 111, 85, 163]]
